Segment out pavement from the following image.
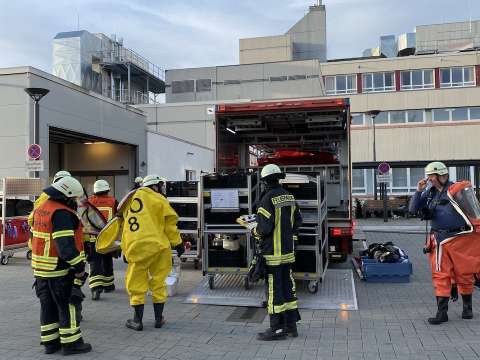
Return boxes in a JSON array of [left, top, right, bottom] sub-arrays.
[[2, 219, 480, 359]]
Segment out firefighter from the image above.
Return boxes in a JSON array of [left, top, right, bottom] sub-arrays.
[[121, 174, 185, 331], [410, 161, 480, 324], [87, 179, 118, 300], [253, 164, 303, 341], [28, 170, 71, 247], [31, 176, 92, 355], [133, 176, 143, 189]]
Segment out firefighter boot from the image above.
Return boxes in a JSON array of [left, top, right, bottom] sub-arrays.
[[91, 288, 102, 301], [126, 304, 144, 331], [62, 339, 92, 356], [462, 294, 473, 319], [257, 314, 287, 341], [153, 302, 166, 328], [44, 340, 61, 354], [428, 296, 449, 325]]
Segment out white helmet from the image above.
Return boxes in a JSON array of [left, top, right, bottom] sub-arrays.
[[51, 176, 83, 198], [143, 174, 167, 187], [425, 161, 449, 176], [93, 179, 110, 194], [261, 164, 283, 179], [53, 170, 71, 183], [134, 176, 143, 185]]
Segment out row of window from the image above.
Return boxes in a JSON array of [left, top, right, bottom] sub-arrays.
[[325, 66, 476, 95], [353, 166, 474, 195], [351, 106, 480, 126], [170, 75, 319, 94]]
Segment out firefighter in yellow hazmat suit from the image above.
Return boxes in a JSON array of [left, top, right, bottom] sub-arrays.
[[121, 174, 185, 331]]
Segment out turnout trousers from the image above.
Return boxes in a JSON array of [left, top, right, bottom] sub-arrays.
[[125, 248, 172, 306], [34, 277, 83, 346], [88, 248, 114, 291], [265, 264, 300, 329], [428, 232, 480, 297]]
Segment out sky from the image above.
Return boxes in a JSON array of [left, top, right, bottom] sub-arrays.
[[0, 0, 479, 73]]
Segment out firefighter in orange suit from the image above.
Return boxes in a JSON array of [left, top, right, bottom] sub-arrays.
[[31, 176, 92, 355], [86, 179, 118, 300], [410, 161, 480, 324]]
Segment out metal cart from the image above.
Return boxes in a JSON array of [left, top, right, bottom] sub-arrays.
[[1, 177, 44, 265], [280, 172, 328, 294], [167, 181, 202, 269], [201, 171, 259, 290]]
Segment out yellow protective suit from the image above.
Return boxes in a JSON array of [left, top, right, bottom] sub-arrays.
[[121, 187, 182, 305], [27, 192, 49, 249]]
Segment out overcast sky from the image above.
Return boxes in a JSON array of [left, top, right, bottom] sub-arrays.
[[0, 0, 478, 72]]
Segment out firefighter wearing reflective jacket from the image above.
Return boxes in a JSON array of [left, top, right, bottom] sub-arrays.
[[86, 180, 118, 300], [253, 164, 303, 341], [28, 170, 71, 249], [31, 176, 92, 355], [121, 174, 185, 331], [410, 161, 480, 324]]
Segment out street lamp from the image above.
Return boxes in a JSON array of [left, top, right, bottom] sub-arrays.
[[24, 88, 49, 177], [366, 110, 381, 200]]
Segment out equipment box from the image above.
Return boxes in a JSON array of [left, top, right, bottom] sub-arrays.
[[361, 256, 412, 283]]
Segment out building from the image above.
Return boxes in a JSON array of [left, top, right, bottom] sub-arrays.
[[144, 12, 480, 198], [53, 30, 164, 105]]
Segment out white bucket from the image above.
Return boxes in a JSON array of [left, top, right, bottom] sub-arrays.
[[167, 257, 181, 297]]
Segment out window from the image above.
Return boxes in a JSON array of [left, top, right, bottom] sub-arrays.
[[363, 72, 395, 92], [196, 79, 211, 92], [270, 76, 288, 82], [373, 111, 388, 124], [351, 114, 364, 126], [392, 168, 408, 193], [390, 111, 406, 124], [456, 166, 471, 181], [433, 109, 450, 122], [440, 67, 475, 87], [470, 107, 480, 120], [433, 107, 469, 122], [185, 170, 197, 181], [352, 169, 366, 194], [400, 69, 434, 90], [171, 80, 194, 93], [409, 168, 424, 190], [451, 108, 468, 121], [407, 110, 424, 123], [288, 74, 307, 80], [325, 74, 357, 95]]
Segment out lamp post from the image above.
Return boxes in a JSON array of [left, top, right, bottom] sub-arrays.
[[24, 88, 49, 177], [366, 110, 380, 200]]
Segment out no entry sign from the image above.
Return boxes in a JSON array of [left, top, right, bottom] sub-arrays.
[[377, 162, 390, 175]]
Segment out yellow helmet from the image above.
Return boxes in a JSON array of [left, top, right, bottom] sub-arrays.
[[425, 161, 448, 176]]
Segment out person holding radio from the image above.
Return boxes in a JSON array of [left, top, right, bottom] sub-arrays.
[[410, 161, 477, 325]]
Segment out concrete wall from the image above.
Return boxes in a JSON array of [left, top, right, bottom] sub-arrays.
[[239, 35, 292, 65], [165, 59, 324, 103], [0, 67, 147, 186], [147, 131, 214, 181]]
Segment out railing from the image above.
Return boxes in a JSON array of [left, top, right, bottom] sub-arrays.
[[416, 36, 480, 53], [95, 46, 165, 81], [103, 88, 160, 105]]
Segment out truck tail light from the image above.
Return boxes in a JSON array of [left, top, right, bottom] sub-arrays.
[[330, 227, 353, 237]]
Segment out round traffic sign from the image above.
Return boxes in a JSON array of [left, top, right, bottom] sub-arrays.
[[28, 144, 42, 160], [377, 162, 390, 174]]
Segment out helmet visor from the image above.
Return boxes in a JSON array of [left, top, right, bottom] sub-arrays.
[[451, 185, 480, 220]]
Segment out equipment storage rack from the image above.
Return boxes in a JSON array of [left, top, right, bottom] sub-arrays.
[[279, 170, 328, 294], [1, 177, 44, 265], [201, 171, 259, 290], [166, 181, 202, 269]]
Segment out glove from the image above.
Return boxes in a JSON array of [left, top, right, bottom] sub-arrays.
[[174, 244, 185, 258], [248, 254, 266, 283], [450, 284, 458, 302]]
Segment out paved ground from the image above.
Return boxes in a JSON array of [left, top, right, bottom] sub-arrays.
[[2, 219, 480, 359]]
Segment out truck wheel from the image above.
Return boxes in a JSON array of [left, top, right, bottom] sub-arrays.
[[307, 281, 318, 294], [208, 275, 215, 290], [1, 256, 9, 265], [26, 250, 32, 260]]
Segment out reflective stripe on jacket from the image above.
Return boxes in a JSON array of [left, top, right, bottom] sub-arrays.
[[254, 185, 303, 266], [31, 200, 84, 278]]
